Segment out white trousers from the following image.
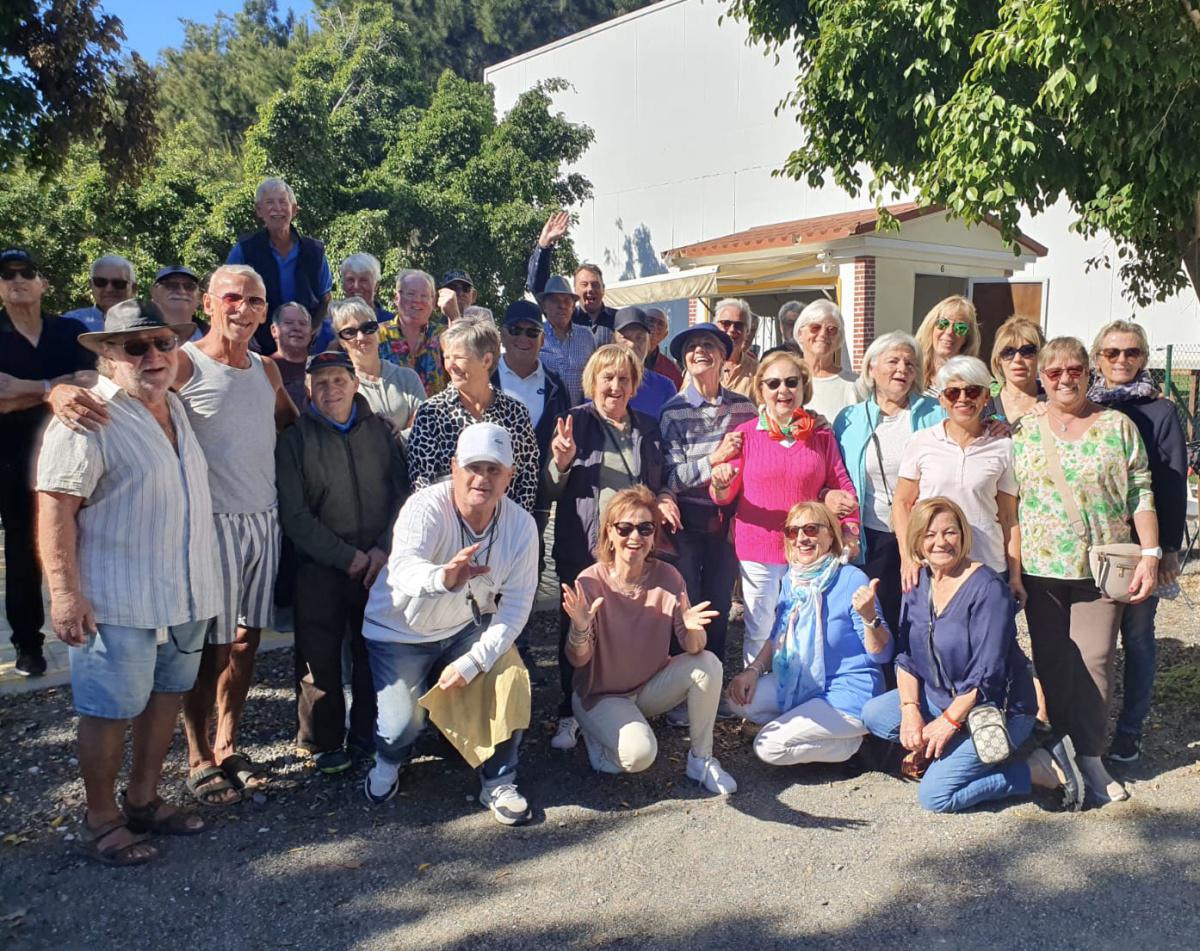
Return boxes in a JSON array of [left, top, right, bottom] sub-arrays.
[[739, 561, 788, 668], [728, 673, 865, 765]]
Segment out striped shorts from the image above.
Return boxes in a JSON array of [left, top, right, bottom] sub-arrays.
[[209, 509, 281, 645]]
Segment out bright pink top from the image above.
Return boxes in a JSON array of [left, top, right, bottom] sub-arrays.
[[714, 421, 858, 565]]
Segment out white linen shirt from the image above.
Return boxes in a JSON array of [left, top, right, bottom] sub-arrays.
[[897, 421, 1018, 573], [36, 375, 222, 628], [362, 481, 539, 682]]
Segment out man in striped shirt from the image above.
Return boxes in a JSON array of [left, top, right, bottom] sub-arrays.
[[37, 300, 221, 865]]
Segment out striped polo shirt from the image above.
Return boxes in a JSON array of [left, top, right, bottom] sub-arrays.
[[36, 375, 222, 629]]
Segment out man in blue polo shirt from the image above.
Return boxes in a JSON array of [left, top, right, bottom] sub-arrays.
[[227, 177, 333, 355]]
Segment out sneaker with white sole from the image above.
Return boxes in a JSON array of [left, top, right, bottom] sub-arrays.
[[550, 716, 579, 750], [364, 762, 401, 804], [665, 702, 689, 728], [1078, 754, 1129, 804], [686, 750, 737, 795], [582, 730, 622, 774], [479, 782, 531, 825]]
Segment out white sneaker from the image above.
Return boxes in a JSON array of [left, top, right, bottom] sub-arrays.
[[364, 762, 400, 804], [686, 750, 737, 795], [479, 782, 531, 825], [550, 716, 579, 750], [582, 730, 622, 774], [1078, 754, 1129, 804]]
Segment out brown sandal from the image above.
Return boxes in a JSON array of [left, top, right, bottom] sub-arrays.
[[122, 793, 206, 836], [76, 817, 158, 867]]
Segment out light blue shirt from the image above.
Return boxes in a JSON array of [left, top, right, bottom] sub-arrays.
[[227, 240, 334, 305]]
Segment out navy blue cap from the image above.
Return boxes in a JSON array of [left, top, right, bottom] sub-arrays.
[[669, 322, 734, 363], [503, 300, 543, 329], [614, 306, 650, 334], [0, 248, 37, 270], [441, 269, 474, 290], [154, 265, 199, 284], [306, 350, 356, 376]]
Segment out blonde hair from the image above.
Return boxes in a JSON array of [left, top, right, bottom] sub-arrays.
[[915, 296, 981, 387], [751, 350, 813, 407], [1039, 336, 1089, 372], [582, 344, 643, 399], [595, 485, 661, 565], [1091, 320, 1150, 364], [904, 497, 973, 572], [989, 316, 1045, 381], [784, 501, 844, 562]]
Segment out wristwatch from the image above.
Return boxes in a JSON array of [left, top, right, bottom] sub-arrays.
[[864, 616, 884, 630], [1141, 547, 1163, 559]]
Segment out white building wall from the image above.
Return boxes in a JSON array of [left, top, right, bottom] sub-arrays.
[[486, 0, 1199, 349]]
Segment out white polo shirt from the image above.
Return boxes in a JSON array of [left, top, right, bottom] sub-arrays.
[[897, 421, 1018, 573], [497, 357, 547, 430]]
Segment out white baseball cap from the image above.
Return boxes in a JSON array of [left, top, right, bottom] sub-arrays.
[[456, 422, 513, 468]]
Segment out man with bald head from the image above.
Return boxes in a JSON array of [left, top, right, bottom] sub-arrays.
[[49, 264, 298, 805]]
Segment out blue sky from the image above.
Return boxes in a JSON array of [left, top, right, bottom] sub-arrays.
[[104, 0, 313, 63]]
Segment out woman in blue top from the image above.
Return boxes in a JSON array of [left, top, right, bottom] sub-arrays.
[[726, 501, 891, 766], [861, 498, 1084, 813], [833, 331, 944, 638]]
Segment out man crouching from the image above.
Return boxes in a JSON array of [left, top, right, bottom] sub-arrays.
[[362, 422, 539, 825]]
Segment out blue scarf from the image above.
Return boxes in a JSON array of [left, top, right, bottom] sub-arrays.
[[774, 555, 842, 711], [1087, 369, 1159, 405], [308, 402, 357, 433]]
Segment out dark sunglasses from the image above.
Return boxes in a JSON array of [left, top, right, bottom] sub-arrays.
[[336, 320, 380, 340], [935, 318, 970, 337], [613, 521, 655, 538], [943, 384, 986, 402], [220, 291, 267, 309], [92, 277, 130, 290], [784, 523, 825, 540], [505, 325, 541, 339], [716, 320, 745, 332], [115, 335, 179, 357], [999, 344, 1039, 361], [763, 376, 801, 391], [0, 267, 37, 281], [1100, 347, 1144, 361], [1043, 365, 1086, 382]]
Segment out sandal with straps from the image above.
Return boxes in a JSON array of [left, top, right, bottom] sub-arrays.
[[122, 792, 206, 836], [76, 817, 158, 868]]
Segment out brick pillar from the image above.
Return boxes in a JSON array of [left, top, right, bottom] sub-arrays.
[[851, 256, 876, 370], [687, 298, 700, 326]]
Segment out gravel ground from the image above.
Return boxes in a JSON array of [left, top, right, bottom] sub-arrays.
[[2, 579, 1199, 950]]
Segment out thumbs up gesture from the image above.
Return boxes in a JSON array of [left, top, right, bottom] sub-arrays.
[[552, 414, 576, 471], [852, 577, 881, 622]]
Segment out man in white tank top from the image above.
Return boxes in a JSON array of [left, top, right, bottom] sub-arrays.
[[49, 264, 298, 805]]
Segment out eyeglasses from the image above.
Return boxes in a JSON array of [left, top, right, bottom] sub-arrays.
[[716, 320, 745, 333], [0, 267, 37, 281], [336, 320, 380, 340], [92, 277, 130, 290], [805, 323, 840, 337], [935, 318, 971, 337], [613, 521, 655, 538], [999, 344, 1039, 361], [784, 523, 825, 540], [762, 376, 801, 391], [1043, 365, 1086, 382], [505, 325, 541, 339], [220, 292, 267, 309], [115, 335, 179, 357], [942, 384, 986, 402], [1100, 347, 1144, 361]]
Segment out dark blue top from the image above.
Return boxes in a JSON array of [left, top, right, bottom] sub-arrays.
[[896, 565, 1036, 716], [629, 368, 677, 420], [525, 243, 615, 334]]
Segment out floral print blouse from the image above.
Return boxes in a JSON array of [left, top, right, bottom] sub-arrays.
[[378, 320, 448, 397], [1012, 408, 1155, 579]]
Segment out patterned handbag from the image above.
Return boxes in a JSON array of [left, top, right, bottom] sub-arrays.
[[966, 703, 1014, 765]]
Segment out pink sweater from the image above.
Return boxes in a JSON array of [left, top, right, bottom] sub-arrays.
[[714, 421, 858, 564]]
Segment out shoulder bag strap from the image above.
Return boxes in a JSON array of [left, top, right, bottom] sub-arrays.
[[1037, 414, 1090, 544]]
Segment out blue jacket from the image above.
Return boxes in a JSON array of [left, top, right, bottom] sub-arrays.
[[833, 394, 945, 562]]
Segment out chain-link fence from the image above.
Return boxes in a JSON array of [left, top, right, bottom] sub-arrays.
[[1149, 345, 1200, 442]]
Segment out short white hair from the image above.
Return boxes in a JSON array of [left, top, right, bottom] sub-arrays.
[[795, 299, 847, 369], [339, 253, 381, 283], [209, 264, 266, 293], [328, 296, 375, 329], [441, 314, 500, 366], [90, 254, 136, 284], [856, 331, 923, 401], [934, 355, 992, 391], [254, 177, 296, 205], [644, 307, 669, 330], [714, 298, 752, 325], [462, 305, 493, 321], [395, 268, 435, 296]]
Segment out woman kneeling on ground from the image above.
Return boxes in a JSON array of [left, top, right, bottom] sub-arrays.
[[562, 485, 737, 795], [860, 497, 1085, 813], [725, 501, 891, 766]]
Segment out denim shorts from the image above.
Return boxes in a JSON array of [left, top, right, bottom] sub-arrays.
[[70, 620, 208, 719]]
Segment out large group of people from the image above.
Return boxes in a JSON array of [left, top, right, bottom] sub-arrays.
[[0, 182, 1186, 867]]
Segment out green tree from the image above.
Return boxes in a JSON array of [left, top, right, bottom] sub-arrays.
[[0, 0, 158, 177], [724, 0, 1200, 306], [157, 0, 308, 153]]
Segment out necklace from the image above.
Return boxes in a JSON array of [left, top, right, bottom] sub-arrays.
[[1047, 408, 1073, 433], [608, 562, 649, 598]]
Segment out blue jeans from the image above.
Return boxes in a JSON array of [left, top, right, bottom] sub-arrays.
[[1116, 595, 1158, 739], [364, 618, 522, 787], [862, 687, 1034, 813], [674, 527, 738, 666]]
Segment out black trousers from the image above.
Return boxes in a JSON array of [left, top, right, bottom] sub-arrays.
[[863, 527, 902, 688], [293, 562, 376, 754], [0, 454, 43, 653], [556, 558, 591, 717]]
